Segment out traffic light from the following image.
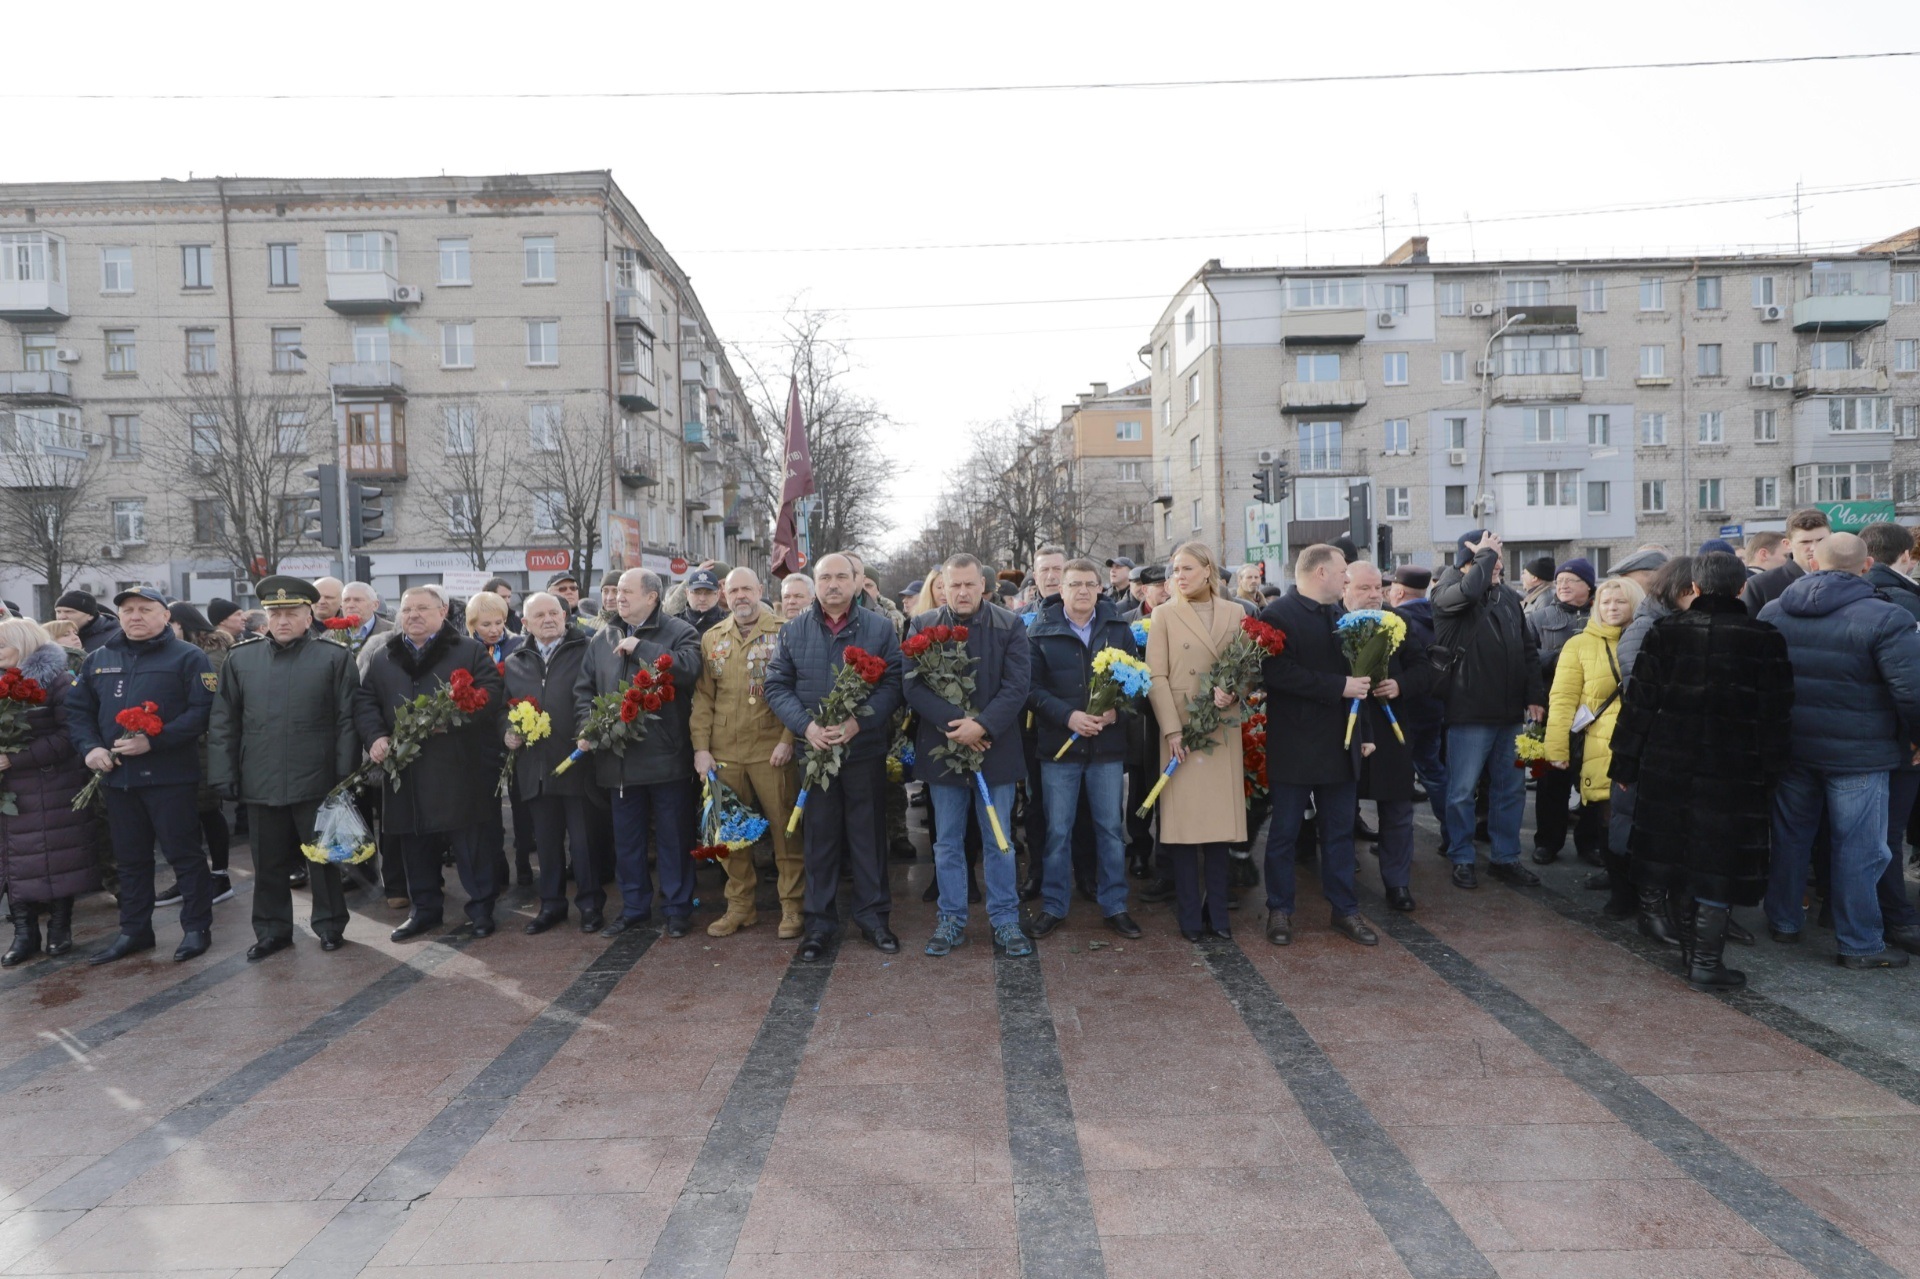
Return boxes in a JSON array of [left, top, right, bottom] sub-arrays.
[[1272, 456, 1291, 502], [1252, 467, 1272, 505], [349, 482, 386, 545], [300, 464, 340, 549]]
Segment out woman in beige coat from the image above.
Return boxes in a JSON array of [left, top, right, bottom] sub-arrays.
[[1146, 542, 1248, 939]]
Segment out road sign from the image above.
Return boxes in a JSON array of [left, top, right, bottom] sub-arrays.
[[670, 556, 690, 576], [1718, 524, 1744, 540]]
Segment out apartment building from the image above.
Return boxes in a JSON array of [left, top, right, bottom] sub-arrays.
[[1054, 378, 1155, 564], [1146, 231, 1920, 579], [0, 171, 767, 614]]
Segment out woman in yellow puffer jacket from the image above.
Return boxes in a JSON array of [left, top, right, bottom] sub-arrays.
[[1544, 577, 1645, 879]]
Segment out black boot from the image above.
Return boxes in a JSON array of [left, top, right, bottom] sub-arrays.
[[2, 901, 41, 967], [1599, 853, 1634, 918], [1637, 885, 1681, 947], [45, 897, 73, 956], [1686, 903, 1746, 991]]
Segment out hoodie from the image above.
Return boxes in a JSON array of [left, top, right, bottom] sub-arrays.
[[1758, 571, 1920, 773]]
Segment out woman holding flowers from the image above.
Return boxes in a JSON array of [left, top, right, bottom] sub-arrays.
[[1144, 542, 1248, 940], [468, 590, 533, 889]]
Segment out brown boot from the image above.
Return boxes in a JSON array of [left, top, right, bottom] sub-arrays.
[[707, 909, 758, 938], [777, 907, 804, 940]]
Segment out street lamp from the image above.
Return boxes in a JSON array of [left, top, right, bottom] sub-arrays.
[[1473, 312, 1526, 520]]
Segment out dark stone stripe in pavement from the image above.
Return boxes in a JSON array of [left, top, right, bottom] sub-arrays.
[[638, 933, 843, 1279], [1201, 940, 1497, 1279], [995, 953, 1106, 1279], [0, 878, 259, 998], [276, 923, 662, 1279], [26, 932, 471, 1214], [1369, 904, 1906, 1279], [0, 950, 255, 1095]]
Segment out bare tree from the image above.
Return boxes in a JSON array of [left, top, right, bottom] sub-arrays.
[[153, 375, 328, 585], [518, 401, 608, 583], [0, 423, 106, 604], [416, 402, 521, 571], [958, 399, 1070, 571]]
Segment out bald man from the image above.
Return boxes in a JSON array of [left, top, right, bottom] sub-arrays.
[[311, 577, 344, 628]]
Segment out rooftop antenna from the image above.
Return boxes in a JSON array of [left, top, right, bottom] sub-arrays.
[[1379, 193, 1388, 260]]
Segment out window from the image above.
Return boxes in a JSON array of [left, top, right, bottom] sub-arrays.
[[1827, 396, 1891, 432], [1797, 461, 1891, 503], [1187, 436, 1200, 469], [1639, 277, 1664, 311], [108, 413, 139, 457], [1, 232, 59, 286], [1638, 345, 1666, 378], [1114, 420, 1142, 441], [532, 489, 565, 535], [1441, 350, 1466, 383], [1587, 412, 1611, 446], [1585, 546, 1614, 575], [1753, 342, 1776, 375], [270, 327, 303, 373], [181, 244, 213, 289], [185, 328, 217, 374], [1384, 486, 1410, 518], [1582, 347, 1608, 381], [1444, 417, 1468, 451], [1586, 481, 1610, 514], [1755, 476, 1779, 509], [1117, 461, 1143, 482], [1382, 352, 1408, 385], [1506, 278, 1551, 307], [1696, 276, 1722, 310], [274, 411, 306, 455], [1899, 406, 1920, 440], [1752, 275, 1777, 307], [111, 499, 145, 545], [1438, 281, 1465, 316], [192, 499, 225, 545], [1754, 408, 1777, 442], [1523, 407, 1566, 443], [525, 320, 558, 366], [1581, 278, 1607, 312], [1287, 279, 1362, 309], [1698, 411, 1723, 443], [275, 496, 307, 539], [1698, 478, 1724, 510], [446, 493, 477, 537], [104, 329, 136, 374], [1183, 307, 1196, 341], [1186, 372, 1200, 404], [613, 247, 646, 291], [1640, 412, 1668, 445], [190, 412, 220, 455], [1896, 271, 1917, 305], [100, 247, 133, 293], [1190, 498, 1201, 531], [529, 402, 561, 451], [444, 404, 476, 455], [1640, 479, 1666, 513], [1383, 418, 1410, 454], [441, 322, 474, 369], [1294, 478, 1347, 520], [1697, 343, 1722, 377], [268, 243, 299, 287], [21, 333, 54, 371], [1810, 340, 1857, 370], [1158, 344, 1169, 373], [438, 238, 471, 286], [1295, 353, 1340, 382], [1444, 485, 1467, 516], [352, 322, 389, 363], [1896, 339, 1919, 373], [1809, 263, 1864, 296], [1524, 471, 1578, 507], [523, 235, 557, 283], [1497, 332, 1578, 375], [1381, 283, 1408, 315], [326, 231, 393, 274], [1297, 421, 1342, 471]]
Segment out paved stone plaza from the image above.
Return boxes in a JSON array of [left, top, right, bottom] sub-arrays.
[[0, 808, 1916, 1279]]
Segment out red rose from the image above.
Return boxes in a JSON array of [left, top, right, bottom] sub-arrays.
[[641, 691, 663, 713], [927, 625, 949, 644], [951, 626, 969, 643], [323, 616, 353, 631], [901, 634, 932, 659], [15, 679, 44, 705], [619, 700, 640, 723], [660, 684, 676, 703], [450, 668, 474, 691], [653, 653, 674, 671]]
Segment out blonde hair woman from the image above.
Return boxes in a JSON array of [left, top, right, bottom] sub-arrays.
[[911, 567, 948, 619], [1144, 541, 1247, 940], [1544, 575, 1644, 908]]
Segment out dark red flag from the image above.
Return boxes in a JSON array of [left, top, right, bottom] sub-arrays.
[[771, 378, 815, 577]]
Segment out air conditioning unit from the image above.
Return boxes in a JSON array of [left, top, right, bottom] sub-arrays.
[[1760, 304, 1784, 322], [392, 284, 423, 303], [1446, 448, 1467, 466], [1771, 374, 1795, 390], [1256, 447, 1282, 465], [1376, 312, 1398, 328], [101, 543, 124, 561], [80, 431, 105, 447], [1470, 301, 1494, 317], [1749, 373, 1773, 388], [54, 348, 80, 363], [1475, 358, 1496, 375]]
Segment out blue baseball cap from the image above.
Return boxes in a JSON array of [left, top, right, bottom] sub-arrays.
[[112, 585, 170, 607], [686, 568, 721, 592]]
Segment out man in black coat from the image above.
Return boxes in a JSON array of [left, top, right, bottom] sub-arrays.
[[1345, 562, 1437, 914], [208, 576, 360, 960], [1387, 567, 1447, 826], [1855, 523, 1920, 954], [1743, 507, 1829, 617], [765, 553, 905, 959], [354, 587, 506, 941], [53, 590, 122, 654], [1257, 545, 1377, 948]]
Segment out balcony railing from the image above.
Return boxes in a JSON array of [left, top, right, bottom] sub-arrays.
[[683, 419, 710, 450], [329, 361, 406, 395], [1278, 308, 1367, 345], [1799, 367, 1890, 394], [0, 370, 75, 401], [614, 288, 652, 326], [347, 441, 407, 479], [617, 448, 660, 488], [618, 372, 658, 413], [1499, 305, 1579, 331], [325, 270, 413, 314], [1276, 447, 1362, 476], [1280, 379, 1369, 413], [1491, 371, 1584, 402], [1793, 294, 1891, 332]]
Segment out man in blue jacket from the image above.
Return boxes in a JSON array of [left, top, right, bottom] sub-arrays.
[[67, 586, 217, 965], [908, 553, 1032, 958], [1759, 532, 1920, 968]]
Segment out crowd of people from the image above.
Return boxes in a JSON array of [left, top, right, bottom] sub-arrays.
[[1, 511, 1915, 989]]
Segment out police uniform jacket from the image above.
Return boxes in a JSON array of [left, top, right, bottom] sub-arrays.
[[209, 632, 359, 808], [690, 607, 793, 765], [503, 624, 599, 802], [573, 608, 703, 791], [352, 623, 505, 835], [66, 630, 215, 791]]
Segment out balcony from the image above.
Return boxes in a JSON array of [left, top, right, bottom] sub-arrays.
[[1280, 448, 1364, 476], [617, 448, 659, 488], [1491, 372, 1584, 402], [0, 415, 88, 488], [1799, 367, 1890, 394], [325, 271, 417, 314], [1279, 309, 1367, 345], [684, 491, 710, 512], [347, 442, 407, 480], [329, 361, 406, 397], [0, 233, 68, 321], [618, 373, 658, 413], [681, 358, 713, 389], [683, 419, 710, 451], [1793, 294, 1891, 332], [0, 370, 75, 404], [1280, 379, 1369, 413], [1499, 305, 1579, 332], [614, 288, 652, 327]]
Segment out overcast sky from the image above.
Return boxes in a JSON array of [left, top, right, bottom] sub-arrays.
[[16, 1, 1918, 547]]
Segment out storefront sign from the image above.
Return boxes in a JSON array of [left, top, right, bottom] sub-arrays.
[[1816, 501, 1896, 532]]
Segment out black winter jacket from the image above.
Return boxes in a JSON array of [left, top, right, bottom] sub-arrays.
[[77, 613, 121, 654], [66, 630, 215, 790], [1389, 599, 1443, 733], [1743, 559, 1804, 618], [1025, 599, 1140, 765], [505, 625, 601, 801], [352, 624, 505, 835], [1758, 571, 1920, 774], [1258, 589, 1363, 788], [1866, 563, 1920, 625], [1432, 553, 1543, 725], [209, 632, 360, 807], [0, 645, 101, 901], [573, 609, 703, 791], [765, 601, 903, 764], [905, 603, 1031, 787]]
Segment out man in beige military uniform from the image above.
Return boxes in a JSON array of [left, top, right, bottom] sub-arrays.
[[691, 568, 803, 937]]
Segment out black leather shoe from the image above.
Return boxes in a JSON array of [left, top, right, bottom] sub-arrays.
[[1530, 847, 1558, 865], [525, 910, 567, 936], [467, 919, 497, 938], [1207, 924, 1233, 941], [1486, 862, 1540, 887], [246, 936, 292, 963], [1838, 948, 1911, 970], [1886, 924, 1920, 955], [1451, 864, 1479, 890], [1137, 877, 1175, 904], [174, 930, 212, 962], [579, 911, 605, 934], [1105, 912, 1143, 939], [861, 926, 900, 954], [600, 915, 649, 937], [1353, 814, 1378, 842], [1017, 878, 1043, 903], [288, 870, 308, 889], [390, 915, 442, 942], [319, 934, 343, 951], [665, 916, 691, 939], [1180, 928, 1204, 943], [1331, 913, 1379, 947], [1384, 886, 1416, 912], [798, 933, 831, 961], [1025, 911, 1064, 939], [88, 931, 156, 966], [1768, 925, 1800, 944], [1126, 852, 1152, 880], [1265, 910, 1292, 946]]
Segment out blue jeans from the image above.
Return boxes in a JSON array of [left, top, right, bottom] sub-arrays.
[[610, 781, 694, 923], [1407, 723, 1449, 826], [1768, 766, 1891, 957], [1041, 758, 1129, 919], [1263, 781, 1359, 916], [931, 781, 1019, 928], [1443, 723, 1525, 865]]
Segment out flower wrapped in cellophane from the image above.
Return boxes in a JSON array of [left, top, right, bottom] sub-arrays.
[[691, 769, 772, 862], [499, 696, 552, 797], [302, 790, 376, 865], [1335, 609, 1408, 747], [1054, 647, 1152, 761]]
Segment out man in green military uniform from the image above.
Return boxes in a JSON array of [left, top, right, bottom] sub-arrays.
[[208, 575, 362, 960]]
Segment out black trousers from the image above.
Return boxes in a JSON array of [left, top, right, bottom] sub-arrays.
[[105, 783, 211, 936], [1534, 766, 1576, 853], [249, 801, 349, 943], [801, 753, 890, 936], [1166, 842, 1230, 934], [400, 827, 496, 925], [529, 793, 606, 915]]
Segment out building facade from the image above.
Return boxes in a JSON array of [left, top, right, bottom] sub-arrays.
[[0, 172, 768, 615], [1147, 232, 1920, 579], [1054, 378, 1154, 564]]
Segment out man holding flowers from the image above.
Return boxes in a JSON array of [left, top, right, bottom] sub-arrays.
[[1025, 558, 1147, 940]]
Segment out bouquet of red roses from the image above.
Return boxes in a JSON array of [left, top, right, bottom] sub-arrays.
[[555, 652, 675, 775], [331, 667, 492, 798], [786, 646, 888, 833], [320, 614, 365, 651], [0, 667, 49, 816], [900, 622, 981, 778], [73, 700, 164, 811], [1241, 694, 1269, 803], [1137, 616, 1287, 818]]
